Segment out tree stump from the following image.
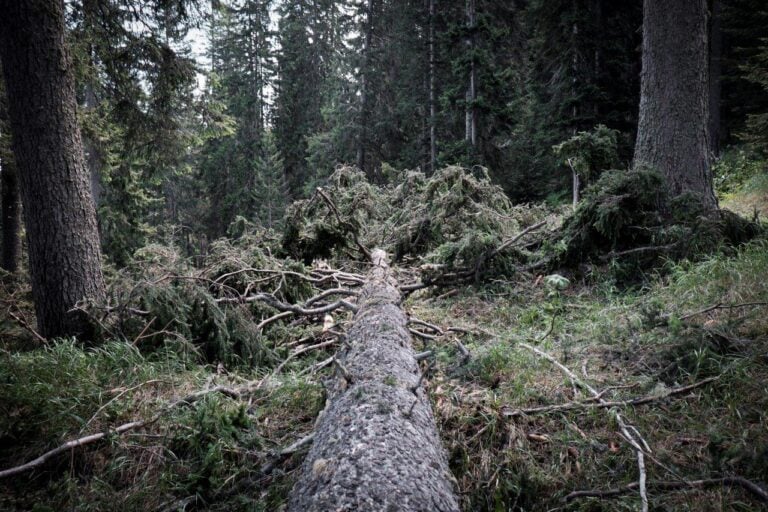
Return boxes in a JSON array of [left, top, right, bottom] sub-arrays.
[[287, 249, 460, 511]]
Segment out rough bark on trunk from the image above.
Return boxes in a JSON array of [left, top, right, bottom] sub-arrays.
[[708, 0, 722, 157], [633, 0, 717, 209], [0, 0, 106, 338], [0, 72, 21, 274], [0, 151, 20, 274], [288, 250, 460, 512]]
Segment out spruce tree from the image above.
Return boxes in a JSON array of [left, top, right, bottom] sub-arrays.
[[633, 0, 717, 208], [0, 0, 106, 338]]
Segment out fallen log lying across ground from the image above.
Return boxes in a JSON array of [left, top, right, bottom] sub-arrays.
[[287, 249, 460, 512]]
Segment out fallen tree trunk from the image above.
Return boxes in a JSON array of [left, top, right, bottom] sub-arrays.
[[287, 249, 460, 511]]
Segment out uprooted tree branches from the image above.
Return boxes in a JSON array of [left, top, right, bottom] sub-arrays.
[[282, 166, 558, 285], [80, 165, 762, 360]]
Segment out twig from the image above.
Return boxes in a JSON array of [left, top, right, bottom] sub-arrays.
[[7, 309, 46, 343], [410, 328, 438, 340], [519, 342, 650, 511], [256, 311, 294, 332], [564, 476, 768, 504], [270, 338, 340, 378], [410, 359, 435, 394], [315, 187, 372, 260], [505, 376, 719, 416], [414, 350, 433, 361], [82, 379, 165, 431], [489, 220, 548, 259], [0, 420, 147, 479], [599, 243, 679, 261], [680, 301, 768, 321], [297, 356, 335, 377], [332, 357, 354, 384], [131, 316, 157, 345], [258, 433, 316, 475], [408, 318, 443, 333], [216, 433, 317, 499], [217, 292, 358, 315], [536, 313, 557, 342], [304, 288, 359, 306], [0, 385, 243, 479], [473, 220, 548, 280], [456, 340, 471, 364]]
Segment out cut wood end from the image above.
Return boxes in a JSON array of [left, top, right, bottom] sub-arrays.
[[371, 249, 388, 267]]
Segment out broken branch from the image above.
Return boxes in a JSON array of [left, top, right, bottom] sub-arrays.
[[505, 376, 719, 416], [564, 476, 768, 504]]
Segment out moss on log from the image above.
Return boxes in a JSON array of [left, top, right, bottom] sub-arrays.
[[287, 249, 460, 512]]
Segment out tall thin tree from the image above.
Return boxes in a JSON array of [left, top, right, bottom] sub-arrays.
[[0, 0, 106, 338], [0, 70, 21, 274], [428, 0, 437, 173], [464, 0, 477, 147]]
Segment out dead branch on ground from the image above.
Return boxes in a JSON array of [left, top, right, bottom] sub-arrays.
[[564, 476, 768, 504], [0, 384, 248, 480], [504, 376, 719, 417], [519, 342, 652, 512]]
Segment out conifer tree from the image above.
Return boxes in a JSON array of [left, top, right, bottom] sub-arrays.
[[0, 69, 21, 274], [633, 0, 717, 208], [0, 0, 106, 338]]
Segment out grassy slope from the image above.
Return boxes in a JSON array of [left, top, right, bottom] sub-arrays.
[[412, 237, 768, 511], [0, 182, 766, 511]]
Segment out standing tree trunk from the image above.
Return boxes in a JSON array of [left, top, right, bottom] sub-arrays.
[[82, 0, 103, 208], [428, 0, 437, 174], [708, 0, 722, 157], [0, 70, 21, 274], [0, 151, 20, 275], [356, 0, 374, 178], [464, 0, 477, 148], [0, 0, 106, 338], [633, 0, 717, 209], [288, 250, 460, 512]]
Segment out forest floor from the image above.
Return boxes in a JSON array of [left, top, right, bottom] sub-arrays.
[[0, 177, 767, 512]]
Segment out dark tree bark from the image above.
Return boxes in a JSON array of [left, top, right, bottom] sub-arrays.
[[633, 0, 718, 209], [0, 151, 20, 275], [0, 70, 21, 274], [708, 0, 722, 157], [288, 250, 460, 512], [0, 0, 106, 338]]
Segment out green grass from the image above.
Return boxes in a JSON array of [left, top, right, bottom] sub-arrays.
[[1, 188, 767, 510], [409, 232, 768, 511]]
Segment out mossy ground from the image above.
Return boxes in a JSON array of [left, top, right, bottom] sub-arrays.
[[408, 235, 768, 511], [0, 167, 766, 511]]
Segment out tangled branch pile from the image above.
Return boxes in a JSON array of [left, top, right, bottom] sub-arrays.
[[552, 169, 762, 279], [282, 165, 556, 278], [82, 231, 364, 366]]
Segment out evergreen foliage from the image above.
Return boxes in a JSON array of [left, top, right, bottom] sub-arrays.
[[555, 168, 762, 280], [282, 165, 554, 275], [552, 124, 620, 184]]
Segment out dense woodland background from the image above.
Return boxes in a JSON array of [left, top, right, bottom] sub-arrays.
[[0, 0, 766, 266], [0, 0, 768, 511]]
